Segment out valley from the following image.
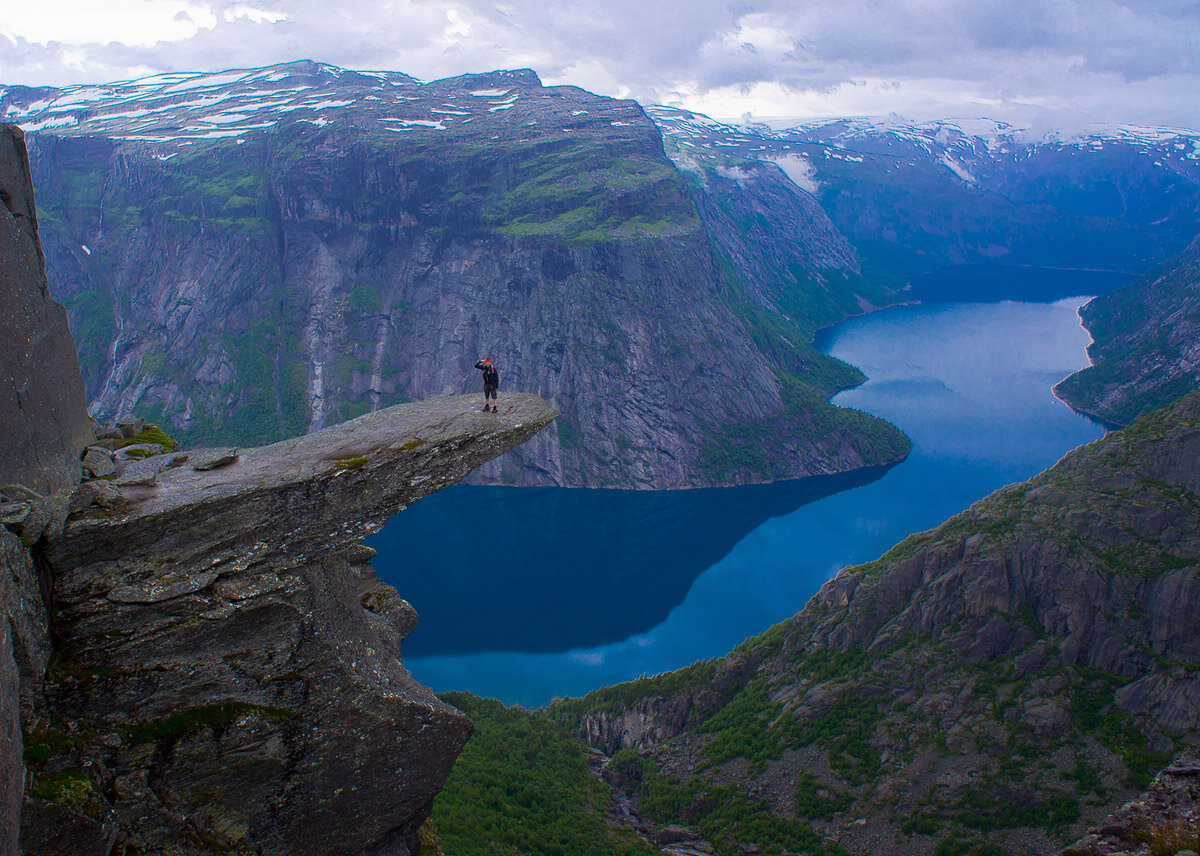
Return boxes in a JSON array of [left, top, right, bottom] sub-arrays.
[[3, 56, 1200, 856]]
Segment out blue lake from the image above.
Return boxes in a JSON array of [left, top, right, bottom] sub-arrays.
[[369, 295, 1107, 707]]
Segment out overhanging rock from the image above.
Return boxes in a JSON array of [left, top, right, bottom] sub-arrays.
[[28, 393, 556, 856]]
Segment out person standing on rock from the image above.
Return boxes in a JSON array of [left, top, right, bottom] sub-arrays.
[[475, 358, 499, 412]]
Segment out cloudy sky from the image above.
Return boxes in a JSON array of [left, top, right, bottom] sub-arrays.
[[2, 0, 1199, 131]]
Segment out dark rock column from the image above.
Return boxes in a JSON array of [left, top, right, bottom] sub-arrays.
[[0, 123, 91, 856], [0, 124, 93, 494]]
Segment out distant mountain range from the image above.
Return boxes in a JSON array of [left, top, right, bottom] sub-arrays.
[[651, 106, 1200, 284], [6, 61, 1200, 487]]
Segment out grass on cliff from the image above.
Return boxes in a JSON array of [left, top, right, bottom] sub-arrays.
[[480, 142, 699, 242], [115, 423, 181, 452], [432, 692, 658, 856]]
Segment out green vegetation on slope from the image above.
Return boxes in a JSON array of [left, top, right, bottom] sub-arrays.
[[432, 692, 658, 856], [694, 280, 910, 482], [696, 373, 911, 482], [482, 143, 698, 241], [607, 750, 850, 856]]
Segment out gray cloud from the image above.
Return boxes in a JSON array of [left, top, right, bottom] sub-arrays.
[[2, 0, 1199, 129]]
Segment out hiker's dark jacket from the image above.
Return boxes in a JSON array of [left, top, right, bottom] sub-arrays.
[[475, 360, 499, 388]]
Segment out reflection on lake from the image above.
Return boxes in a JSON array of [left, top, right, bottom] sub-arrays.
[[368, 464, 893, 656], [369, 295, 1106, 707]]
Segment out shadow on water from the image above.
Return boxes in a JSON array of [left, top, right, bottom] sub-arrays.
[[367, 462, 896, 656]]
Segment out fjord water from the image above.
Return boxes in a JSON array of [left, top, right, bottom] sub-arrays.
[[370, 295, 1106, 707]]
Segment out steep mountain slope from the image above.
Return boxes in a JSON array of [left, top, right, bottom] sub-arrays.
[[547, 391, 1200, 856], [1055, 233, 1200, 426], [3, 62, 908, 489]]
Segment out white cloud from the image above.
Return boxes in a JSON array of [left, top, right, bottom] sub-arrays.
[[773, 155, 820, 194], [224, 6, 288, 24], [1, 0, 218, 46]]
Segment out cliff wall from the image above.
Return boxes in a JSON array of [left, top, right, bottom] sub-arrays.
[[16, 63, 907, 489], [0, 122, 91, 856], [0, 125, 93, 493]]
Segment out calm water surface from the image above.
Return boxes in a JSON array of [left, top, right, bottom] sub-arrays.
[[369, 296, 1105, 706]]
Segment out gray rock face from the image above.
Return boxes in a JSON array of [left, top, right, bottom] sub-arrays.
[[22, 394, 556, 855], [1, 530, 51, 856], [0, 124, 93, 494]]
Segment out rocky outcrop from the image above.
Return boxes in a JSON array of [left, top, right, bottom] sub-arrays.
[[0, 124, 93, 494], [21, 393, 556, 855], [1, 117, 561, 850], [1056, 233, 1200, 426], [552, 392, 1200, 856], [1060, 746, 1200, 856]]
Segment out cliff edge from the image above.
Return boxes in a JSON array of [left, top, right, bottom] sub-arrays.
[[22, 393, 556, 855]]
